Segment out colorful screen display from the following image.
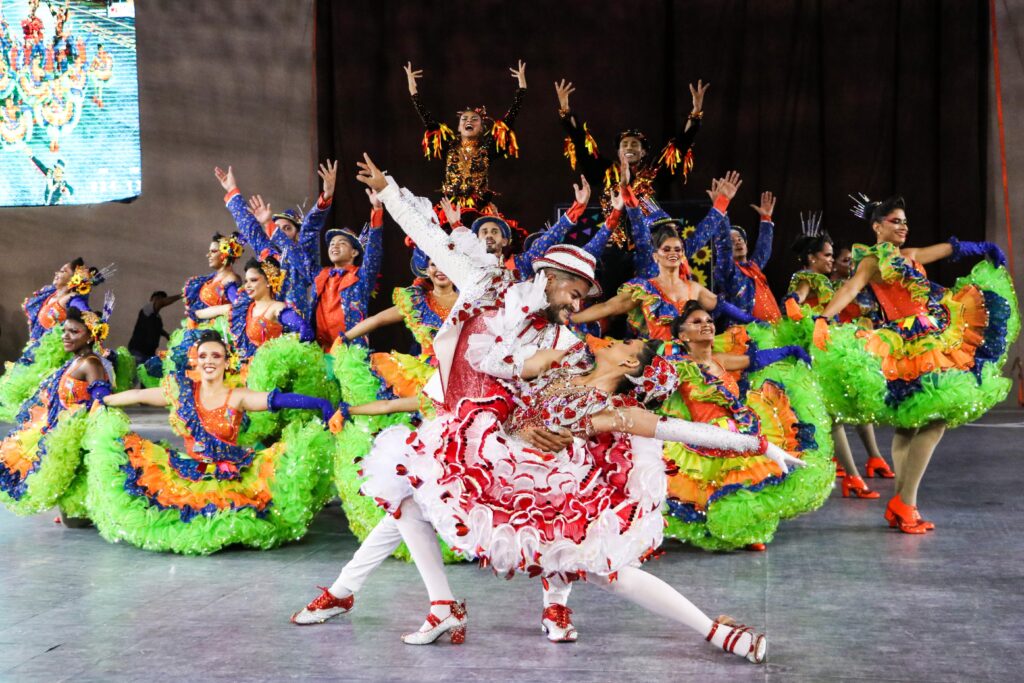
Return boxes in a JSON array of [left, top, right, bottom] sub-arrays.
[[0, 0, 139, 206]]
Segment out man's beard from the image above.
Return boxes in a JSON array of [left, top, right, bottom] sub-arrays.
[[543, 303, 572, 324]]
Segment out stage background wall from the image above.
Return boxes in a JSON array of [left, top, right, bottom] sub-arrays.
[[0, 0, 316, 361], [315, 0, 996, 352], [3, 0, 1023, 397]]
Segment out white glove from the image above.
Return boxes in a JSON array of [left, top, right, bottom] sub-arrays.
[[763, 443, 806, 474], [654, 417, 761, 453]]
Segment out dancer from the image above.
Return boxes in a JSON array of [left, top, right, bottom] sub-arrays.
[[0, 305, 114, 526], [555, 77, 708, 230], [406, 59, 526, 215], [360, 326, 799, 661], [0, 259, 107, 421], [658, 301, 833, 550], [438, 176, 593, 281], [782, 213, 893, 494], [216, 161, 342, 326], [88, 330, 336, 554], [182, 232, 243, 326], [814, 194, 1019, 533], [571, 171, 755, 338], [713, 191, 782, 322], [292, 155, 595, 642], [342, 248, 456, 397]]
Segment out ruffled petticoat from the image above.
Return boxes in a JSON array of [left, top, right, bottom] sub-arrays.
[[359, 397, 667, 579]]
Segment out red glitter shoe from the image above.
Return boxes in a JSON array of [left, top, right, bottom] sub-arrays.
[[707, 615, 767, 664], [884, 495, 931, 534], [841, 475, 880, 499], [864, 456, 895, 478], [402, 600, 467, 645], [290, 586, 354, 625], [541, 604, 578, 643], [832, 457, 846, 478]]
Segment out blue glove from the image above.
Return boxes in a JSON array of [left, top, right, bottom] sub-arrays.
[[713, 298, 758, 324], [747, 345, 812, 372], [89, 380, 113, 405], [949, 237, 1007, 268], [267, 389, 333, 423]]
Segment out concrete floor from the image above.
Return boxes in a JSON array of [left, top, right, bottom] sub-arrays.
[[2, 408, 1023, 682]]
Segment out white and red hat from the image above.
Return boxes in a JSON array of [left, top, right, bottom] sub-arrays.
[[531, 244, 602, 298]]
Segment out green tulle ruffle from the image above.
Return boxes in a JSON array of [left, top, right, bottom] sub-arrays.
[[0, 330, 71, 422], [83, 407, 334, 555]]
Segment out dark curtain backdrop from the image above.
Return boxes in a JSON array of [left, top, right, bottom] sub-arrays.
[[315, 0, 987, 348]]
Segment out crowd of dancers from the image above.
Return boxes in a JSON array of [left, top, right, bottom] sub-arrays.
[[0, 61, 1019, 664]]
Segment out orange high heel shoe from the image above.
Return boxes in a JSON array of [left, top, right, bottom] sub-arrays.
[[884, 495, 931, 534], [840, 475, 880, 499], [864, 456, 895, 479], [832, 457, 846, 478]]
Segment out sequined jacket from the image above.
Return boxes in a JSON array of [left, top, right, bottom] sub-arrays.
[[413, 88, 525, 205], [713, 216, 777, 319], [224, 190, 331, 322]]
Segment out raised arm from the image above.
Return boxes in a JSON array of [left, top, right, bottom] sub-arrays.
[[216, 165, 274, 256], [652, 80, 708, 180], [297, 159, 337, 263], [555, 78, 611, 185], [405, 61, 439, 130], [513, 176, 589, 277], [582, 207, 620, 260], [343, 305, 403, 342], [356, 154, 484, 291], [355, 189, 385, 288], [502, 59, 527, 127], [748, 192, 777, 269]]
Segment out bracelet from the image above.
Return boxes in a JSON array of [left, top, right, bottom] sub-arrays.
[[558, 107, 570, 118], [688, 110, 704, 120]]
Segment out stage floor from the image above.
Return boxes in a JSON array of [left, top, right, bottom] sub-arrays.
[[2, 408, 1023, 682]]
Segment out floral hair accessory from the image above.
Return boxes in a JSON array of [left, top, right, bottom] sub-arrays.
[[217, 233, 244, 260], [259, 259, 287, 296], [626, 355, 679, 404]]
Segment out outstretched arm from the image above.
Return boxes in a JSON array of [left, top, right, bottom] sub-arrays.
[[297, 159, 338, 262], [555, 78, 610, 184], [821, 257, 877, 319], [194, 303, 230, 320], [343, 305, 403, 341], [571, 291, 636, 324], [356, 154, 483, 291], [519, 348, 570, 380], [514, 176, 589, 277], [102, 387, 168, 408]]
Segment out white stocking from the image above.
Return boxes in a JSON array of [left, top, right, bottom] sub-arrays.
[[330, 514, 403, 597], [395, 497, 455, 623], [591, 566, 753, 654]]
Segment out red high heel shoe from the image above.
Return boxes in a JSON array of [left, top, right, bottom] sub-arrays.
[[840, 475, 880, 499], [884, 495, 931, 534], [864, 456, 895, 478], [401, 600, 467, 645], [832, 457, 846, 478]]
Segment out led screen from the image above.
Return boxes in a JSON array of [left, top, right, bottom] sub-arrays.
[[0, 0, 139, 206]]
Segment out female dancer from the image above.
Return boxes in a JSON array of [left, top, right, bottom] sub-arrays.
[[196, 256, 313, 364], [0, 258, 106, 421], [782, 215, 894, 497], [342, 248, 457, 397], [89, 330, 336, 554], [359, 333, 803, 661], [0, 305, 113, 525], [571, 172, 754, 338], [182, 232, 243, 326], [814, 194, 1019, 533], [404, 59, 526, 216], [659, 301, 832, 550]]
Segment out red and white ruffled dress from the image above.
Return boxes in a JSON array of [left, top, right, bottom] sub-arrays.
[[359, 360, 667, 581]]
